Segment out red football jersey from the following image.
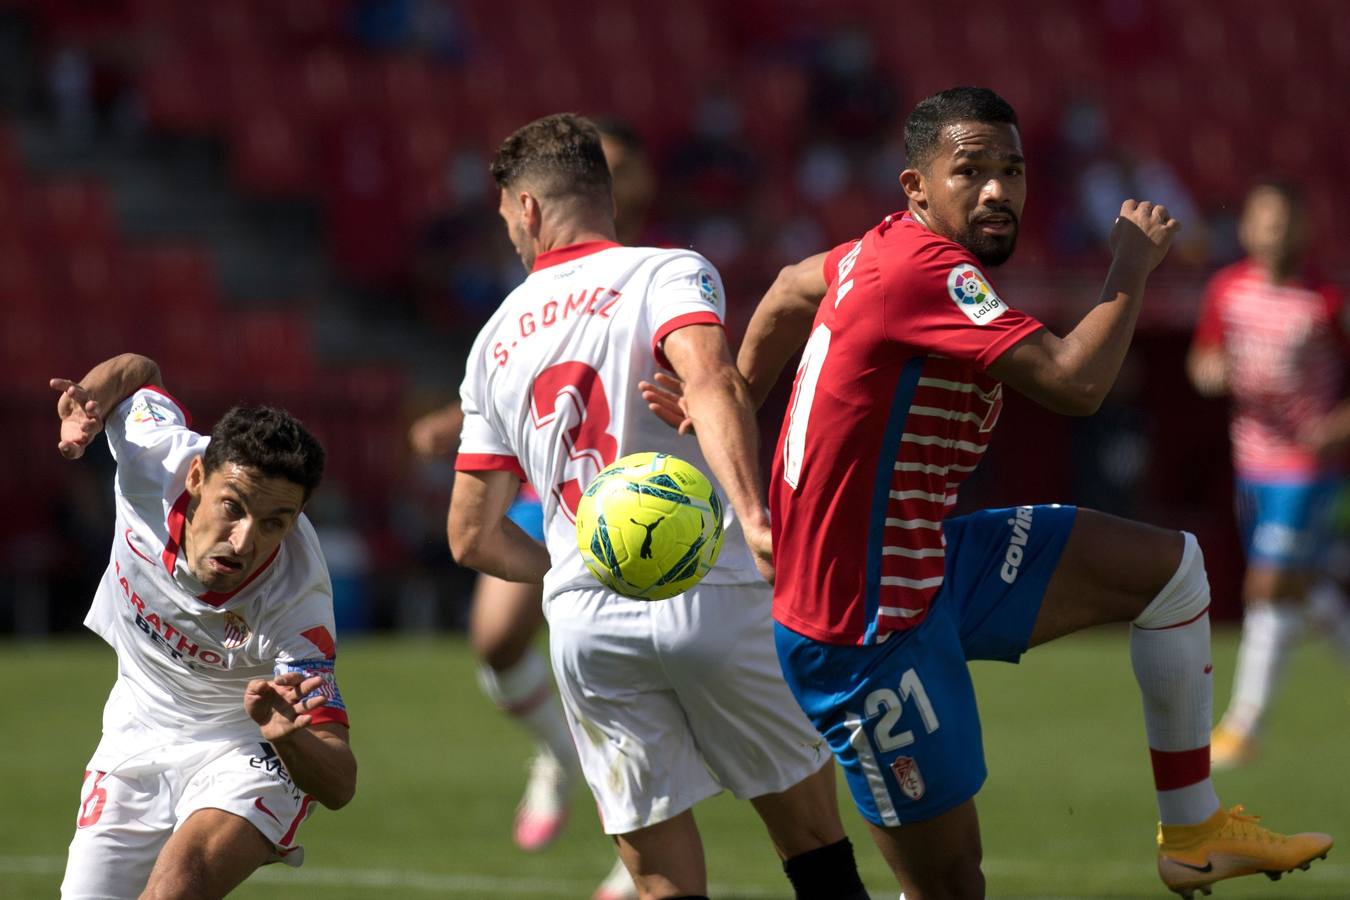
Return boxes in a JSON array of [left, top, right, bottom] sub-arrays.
[[1191, 259, 1347, 479], [769, 213, 1044, 645]]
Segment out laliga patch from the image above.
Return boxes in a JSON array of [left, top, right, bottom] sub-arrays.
[[946, 265, 1008, 325], [696, 269, 720, 306], [128, 395, 173, 427], [275, 658, 346, 711], [891, 755, 926, 801]]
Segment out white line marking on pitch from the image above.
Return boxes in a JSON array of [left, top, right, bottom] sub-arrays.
[[4, 854, 1345, 896]]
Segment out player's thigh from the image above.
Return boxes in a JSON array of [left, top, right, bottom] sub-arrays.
[[867, 799, 984, 898], [175, 741, 318, 866], [142, 808, 273, 900], [774, 616, 986, 830], [61, 769, 171, 899], [546, 587, 721, 835], [469, 574, 545, 667], [658, 582, 834, 806], [1028, 508, 1185, 646]]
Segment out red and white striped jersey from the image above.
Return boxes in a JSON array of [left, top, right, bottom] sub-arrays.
[[769, 213, 1044, 645], [1192, 260, 1347, 479], [84, 387, 347, 763]]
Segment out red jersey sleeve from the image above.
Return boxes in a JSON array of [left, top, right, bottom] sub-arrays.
[[882, 229, 1043, 369], [821, 240, 857, 286]]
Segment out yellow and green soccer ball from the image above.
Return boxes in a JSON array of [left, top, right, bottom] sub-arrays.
[[575, 452, 725, 600]]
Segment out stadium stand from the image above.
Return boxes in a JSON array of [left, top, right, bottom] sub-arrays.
[[1, 0, 1345, 633]]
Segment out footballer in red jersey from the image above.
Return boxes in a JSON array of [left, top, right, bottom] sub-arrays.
[[723, 88, 1334, 899]]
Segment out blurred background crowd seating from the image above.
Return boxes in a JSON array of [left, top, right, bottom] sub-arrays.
[[1, 0, 1345, 635]]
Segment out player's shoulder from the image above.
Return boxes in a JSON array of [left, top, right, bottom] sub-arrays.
[[1207, 259, 1256, 293], [631, 244, 716, 274]]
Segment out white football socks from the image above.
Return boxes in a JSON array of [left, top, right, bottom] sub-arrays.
[[1306, 579, 1350, 662], [1221, 599, 1303, 737], [478, 649, 579, 768], [1130, 532, 1221, 825]]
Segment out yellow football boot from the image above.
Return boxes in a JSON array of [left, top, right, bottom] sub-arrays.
[[1157, 805, 1332, 898]]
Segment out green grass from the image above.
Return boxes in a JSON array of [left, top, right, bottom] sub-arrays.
[[3, 628, 1346, 898]]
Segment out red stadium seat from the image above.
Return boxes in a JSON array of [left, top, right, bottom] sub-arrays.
[[126, 245, 222, 317], [229, 105, 317, 197]]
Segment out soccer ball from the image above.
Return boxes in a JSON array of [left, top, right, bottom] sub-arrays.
[[575, 452, 725, 600]]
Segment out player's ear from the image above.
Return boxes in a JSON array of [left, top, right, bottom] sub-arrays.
[[900, 167, 926, 207], [521, 193, 542, 236], [186, 456, 205, 498]]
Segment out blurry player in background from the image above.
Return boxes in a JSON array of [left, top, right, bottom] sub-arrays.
[[721, 87, 1330, 900], [51, 353, 355, 899], [449, 113, 869, 900], [407, 116, 657, 900], [1187, 179, 1350, 768]]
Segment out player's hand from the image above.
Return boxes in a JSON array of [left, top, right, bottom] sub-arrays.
[[245, 672, 328, 742], [743, 520, 774, 585], [639, 372, 694, 435], [1109, 200, 1181, 273], [408, 406, 462, 458], [50, 378, 104, 460]]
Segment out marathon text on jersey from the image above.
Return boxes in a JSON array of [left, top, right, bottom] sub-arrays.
[[115, 560, 226, 668]]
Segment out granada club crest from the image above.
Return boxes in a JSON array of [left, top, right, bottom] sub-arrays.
[[946, 264, 1008, 325], [891, 755, 926, 801], [222, 611, 251, 649]]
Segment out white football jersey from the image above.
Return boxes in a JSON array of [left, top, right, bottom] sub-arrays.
[[457, 241, 760, 601], [83, 387, 347, 763]]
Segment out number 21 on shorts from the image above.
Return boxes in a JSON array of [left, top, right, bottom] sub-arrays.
[[849, 669, 940, 805]]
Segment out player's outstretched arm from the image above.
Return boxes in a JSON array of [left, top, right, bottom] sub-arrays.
[[448, 468, 552, 583], [245, 673, 357, 810], [408, 401, 464, 459], [663, 323, 774, 581], [737, 252, 830, 409], [50, 353, 163, 459], [986, 200, 1180, 416], [1186, 345, 1229, 397]]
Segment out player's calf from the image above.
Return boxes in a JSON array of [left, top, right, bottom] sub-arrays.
[[782, 837, 870, 900]]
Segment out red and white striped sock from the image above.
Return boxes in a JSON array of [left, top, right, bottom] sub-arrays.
[[1130, 532, 1221, 825], [478, 649, 578, 768]]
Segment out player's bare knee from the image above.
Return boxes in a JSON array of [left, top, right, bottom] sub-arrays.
[[1132, 531, 1210, 629]]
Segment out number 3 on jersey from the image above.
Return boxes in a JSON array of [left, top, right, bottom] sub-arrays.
[[531, 361, 619, 518]]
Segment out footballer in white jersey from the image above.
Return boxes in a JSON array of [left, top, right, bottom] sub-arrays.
[[51, 354, 356, 900], [449, 114, 868, 900], [457, 240, 761, 602]]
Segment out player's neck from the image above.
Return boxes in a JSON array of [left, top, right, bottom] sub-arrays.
[[536, 217, 619, 255]]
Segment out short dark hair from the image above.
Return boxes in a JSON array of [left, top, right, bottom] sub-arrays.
[[490, 113, 613, 203], [203, 405, 325, 502], [904, 87, 1019, 170]]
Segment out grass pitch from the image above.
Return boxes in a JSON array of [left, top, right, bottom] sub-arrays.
[[3, 628, 1346, 898]]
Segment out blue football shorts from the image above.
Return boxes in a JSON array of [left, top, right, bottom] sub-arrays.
[[1235, 476, 1342, 568], [506, 491, 546, 542], [775, 504, 1077, 826]]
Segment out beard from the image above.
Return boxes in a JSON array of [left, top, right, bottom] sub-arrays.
[[954, 214, 1019, 267]]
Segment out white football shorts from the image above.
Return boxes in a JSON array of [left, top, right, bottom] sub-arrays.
[[61, 728, 315, 899], [545, 580, 830, 835]]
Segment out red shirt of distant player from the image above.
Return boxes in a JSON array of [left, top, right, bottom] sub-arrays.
[[769, 213, 1045, 646], [1192, 260, 1347, 479]]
